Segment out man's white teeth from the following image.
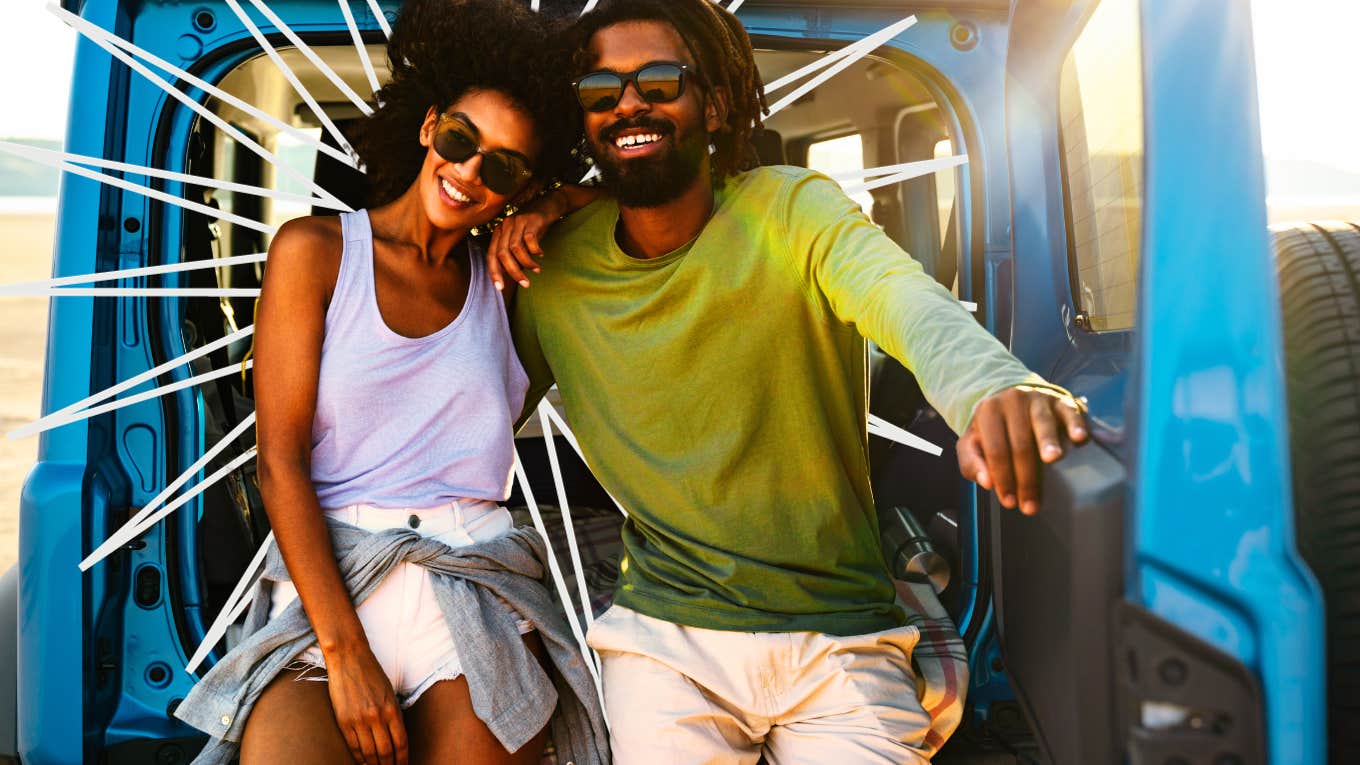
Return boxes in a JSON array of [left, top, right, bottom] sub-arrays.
[[441, 178, 470, 203], [616, 133, 662, 149]]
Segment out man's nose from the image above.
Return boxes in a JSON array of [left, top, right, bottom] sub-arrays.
[[613, 80, 651, 116]]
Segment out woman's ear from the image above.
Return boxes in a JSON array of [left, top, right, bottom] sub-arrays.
[[418, 106, 440, 148], [705, 86, 730, 134]]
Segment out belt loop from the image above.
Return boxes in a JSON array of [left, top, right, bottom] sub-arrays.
[[451, 499, 464, 529]]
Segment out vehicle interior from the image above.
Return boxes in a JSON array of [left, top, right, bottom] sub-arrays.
[[153, 28, 1016, 762]]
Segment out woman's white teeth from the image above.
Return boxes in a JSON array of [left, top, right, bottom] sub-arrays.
[[441, 178, 470, 202], [616, 133, 661, 148]]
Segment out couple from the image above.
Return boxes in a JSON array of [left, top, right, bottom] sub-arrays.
[[178, 0, 1087, 763]]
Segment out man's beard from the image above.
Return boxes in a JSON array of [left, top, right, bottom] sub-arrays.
[[589, 116, 708, 208]]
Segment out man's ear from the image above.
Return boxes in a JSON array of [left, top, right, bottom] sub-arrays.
[[418, 106, 440, 148], [705, 86, 730, 134]]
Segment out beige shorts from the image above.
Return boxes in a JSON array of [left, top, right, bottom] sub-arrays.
[[268, 499, 533, 709], [586, 604, 932, 765]]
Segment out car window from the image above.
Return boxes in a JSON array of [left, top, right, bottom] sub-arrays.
[[806, 133, 873, 215], [933, 139, 956, 250], [1058, 0, 1144, 332]]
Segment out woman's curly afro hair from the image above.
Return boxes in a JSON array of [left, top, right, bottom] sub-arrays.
[[350, 0, 582, 207]]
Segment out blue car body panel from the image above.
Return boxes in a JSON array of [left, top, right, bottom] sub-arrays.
[[1133, 0, 1325, 759], [1005, 0, 1326, 760]]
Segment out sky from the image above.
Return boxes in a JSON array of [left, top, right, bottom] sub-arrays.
[[1, 0, 1358, 178]]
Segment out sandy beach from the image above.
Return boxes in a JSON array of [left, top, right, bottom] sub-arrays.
[[0, 211, 55, 573]]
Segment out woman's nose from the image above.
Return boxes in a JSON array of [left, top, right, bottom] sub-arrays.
[[454, 151, 485, 187]]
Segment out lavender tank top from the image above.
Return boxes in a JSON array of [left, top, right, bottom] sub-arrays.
[[309, 210, 529, 508]]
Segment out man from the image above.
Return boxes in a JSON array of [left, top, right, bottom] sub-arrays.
[[496, 0, 1087, 761]]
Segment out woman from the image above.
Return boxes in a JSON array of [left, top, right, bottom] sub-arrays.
[[172, 2, 606, 764]]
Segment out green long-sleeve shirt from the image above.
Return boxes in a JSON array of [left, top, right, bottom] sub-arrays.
[[511, 166, 1047, 635]]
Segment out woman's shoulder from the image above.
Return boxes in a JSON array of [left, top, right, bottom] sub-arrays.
[[264, 214, 348, 301], [271, 215, 345, 259]]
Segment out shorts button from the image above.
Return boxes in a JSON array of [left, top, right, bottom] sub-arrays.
[[407, 514, 421, 529], [220, 714, 231, 726]]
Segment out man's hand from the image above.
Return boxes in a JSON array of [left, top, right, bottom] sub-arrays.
[[487, 200, 561, 291], [957, 385, 1088, 516]]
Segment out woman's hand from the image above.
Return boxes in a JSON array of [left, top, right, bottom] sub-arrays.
[[487, 193, 564, 291], [325, 646, 409, 765]]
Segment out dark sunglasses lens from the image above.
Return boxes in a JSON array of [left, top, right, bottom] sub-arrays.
[[433, 123, 477, 163], [636, 64, 685, 103], [577, 72, 623, 112], [480, 153, 528, 195]]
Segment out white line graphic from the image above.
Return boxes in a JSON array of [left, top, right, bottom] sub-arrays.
[[829, 155, 969, 183], [9, 325, 255, 440], [867, 414, 943, 456], [81, 414, 258, 571], [49, 4, 353, 208], [30, 362, 254, 439], [12, 288, 261, 298], [539, 402, 629, 518], [840, 156, 968, 197], [49, 4, 357, 172], [88, 448, 259, 574], [186, 531, 274, 673], [239, 0, 375, 116], [338, 0, 382, 96], [224, 0, 360, 155], [766, 16, 918, 117], [512, 454, 606, 697], [0, 141, 343, 212], [0, 252, 267, 296], [0, 141, 277, 235], [538, 401, 595, 630], [365, 0, 392, 39]]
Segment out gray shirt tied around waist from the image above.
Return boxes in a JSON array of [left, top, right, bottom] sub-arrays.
[[174, 519, 609, 765]]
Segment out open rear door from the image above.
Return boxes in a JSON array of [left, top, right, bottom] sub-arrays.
[[995, 0, 1323, 763]]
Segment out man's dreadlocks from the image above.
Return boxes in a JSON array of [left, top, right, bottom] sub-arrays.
[[570, 0, 768, 181]]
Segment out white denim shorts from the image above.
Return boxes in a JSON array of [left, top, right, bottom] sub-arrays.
[[268, 499, 534, 709]]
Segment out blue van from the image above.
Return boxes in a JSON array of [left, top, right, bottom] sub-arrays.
[[1, 0, 1350, 762]]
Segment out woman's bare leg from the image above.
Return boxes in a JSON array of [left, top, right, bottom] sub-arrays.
[[240, 668, 354, 764], [404, 633, 551, 765]]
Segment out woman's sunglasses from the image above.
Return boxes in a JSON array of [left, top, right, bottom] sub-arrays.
[[573, 61, 701, 113], [432, 112, 534, 196]]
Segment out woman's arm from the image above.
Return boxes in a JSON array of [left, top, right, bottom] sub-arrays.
[[487, 183, 605, 290], [253, 217, 408, 765]]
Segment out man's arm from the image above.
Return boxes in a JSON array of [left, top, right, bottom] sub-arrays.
[[782, 171, 1086, 515]]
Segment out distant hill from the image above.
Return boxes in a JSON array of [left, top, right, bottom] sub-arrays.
[[1266, 158, 1360, 201], [0, 138, 61, 197]]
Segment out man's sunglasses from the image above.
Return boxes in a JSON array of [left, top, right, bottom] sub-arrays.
[[573, 61, 701, 113], [432, 112, 534, 196]]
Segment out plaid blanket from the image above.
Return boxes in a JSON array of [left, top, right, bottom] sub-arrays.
[[511, 505, 969, 761]]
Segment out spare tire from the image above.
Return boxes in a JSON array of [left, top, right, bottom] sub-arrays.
[[1273, 221, 1360, 763]]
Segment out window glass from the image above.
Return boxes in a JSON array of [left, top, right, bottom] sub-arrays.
[[806, 134, 873, 215], [269, 128, 322, 228], [1059, 0, 1143, 331], [933, 138, 956, 249]]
